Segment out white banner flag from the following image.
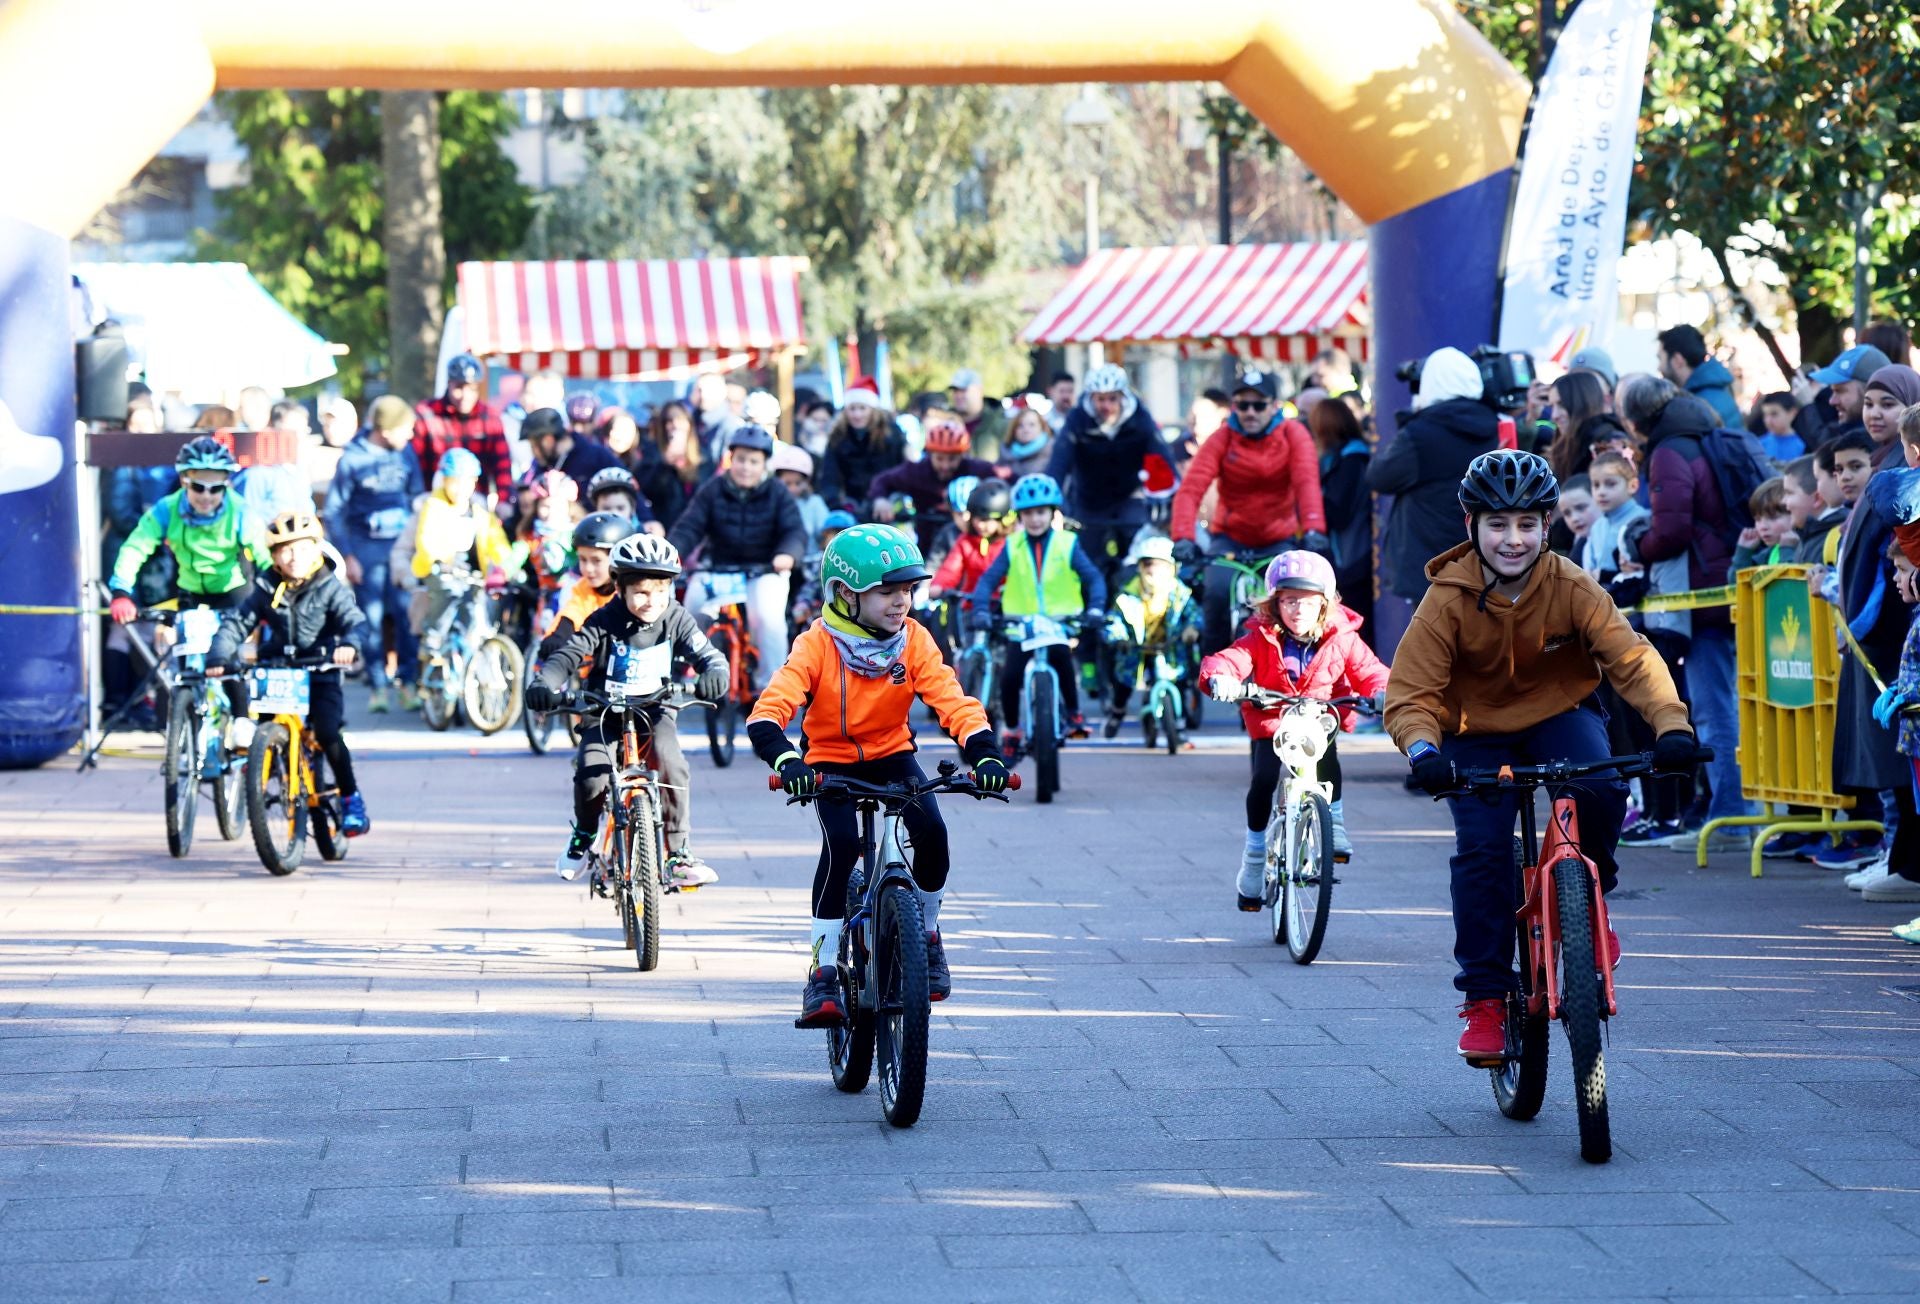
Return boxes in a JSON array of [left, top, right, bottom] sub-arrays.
[[1497, 0, 1656, 371]]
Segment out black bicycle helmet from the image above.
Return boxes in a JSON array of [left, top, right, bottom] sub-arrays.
[[1458, 450, 1559, 517], [521, 407, 566, 441], [727, 424, 775, 456], [572, 510, 637, 552], [966, 477, 1012, 519]]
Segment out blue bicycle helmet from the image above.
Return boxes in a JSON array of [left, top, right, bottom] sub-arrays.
[[946, 475, 981, 516], [821, 509, 858, 532], [1011, 473, 1063, 512], [174, 435, 238, 474], [446, 353, 484, 386], [436, 447, 482, 483]]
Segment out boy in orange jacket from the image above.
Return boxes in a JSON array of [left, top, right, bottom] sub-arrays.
[[748, 525, 1007, 1026]]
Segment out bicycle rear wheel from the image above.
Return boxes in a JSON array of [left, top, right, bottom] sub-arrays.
[[875, 881, 929, 1127], [1030, 675, 1059, 804], [1283, 792, 1335, 964], [213, 717, 248, 842], [523, 662, 557, 754], [634, 791, 663, 972], [1553, 856, 1611, 1163], [829, 865, 876, 1094], [1493, 842, 1550, 1120], [1265, 795, 1289, 946], [463, 635, 524, 735], [420, 659, 457, 732], [245, 723, 306, 876], [310, 752, 348, 863], [616, 824, 640, 952], [162, 692, 199, 859], [706, 626, 736, 767]]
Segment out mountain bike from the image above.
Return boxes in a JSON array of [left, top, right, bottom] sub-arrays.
[[999, 613, 1087, 804], [1439, 749, 1708, 1165], [693, 566, 764, 767], [145, 604, 248, 857], [559, 684, 707, 971], [770, 760, 1017, 1127], [418, 570, 524, 736], [1230, 688, 1376, 964], [500, 578, 574, 756], [241, 657, 350, 876]]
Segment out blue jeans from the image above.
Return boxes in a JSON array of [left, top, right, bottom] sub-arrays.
[[1440, 706, 1627, 1000], [343, 533, 416, 689], [1685, 625, 1750, 820]]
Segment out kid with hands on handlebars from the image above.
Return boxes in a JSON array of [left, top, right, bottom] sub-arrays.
[[528, 535, 731, 888], [1199, 549, 1388, 907], [1383, 451, 1701, 1062], [749, 525, 1009, 1027], [206, 511, 371, 835]]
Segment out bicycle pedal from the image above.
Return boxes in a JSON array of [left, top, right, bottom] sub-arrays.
[[1332, 850, 1351, 864], [1461, 1052, 1509, 1070]]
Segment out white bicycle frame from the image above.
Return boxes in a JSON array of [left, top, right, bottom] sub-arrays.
[[1267, 700, 1338, 893], [1011, 615, 1071, 739]]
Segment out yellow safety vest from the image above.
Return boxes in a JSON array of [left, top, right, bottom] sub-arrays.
[[1001, 528, 1082, 617]]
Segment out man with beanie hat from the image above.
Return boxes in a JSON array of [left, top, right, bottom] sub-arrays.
[[1366, 347, 1503, 601]]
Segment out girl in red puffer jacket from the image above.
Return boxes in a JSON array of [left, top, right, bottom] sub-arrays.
[[1199, 550, 1390, 911]]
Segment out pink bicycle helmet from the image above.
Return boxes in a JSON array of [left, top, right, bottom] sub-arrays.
[[1265, 549, 1336, 596]]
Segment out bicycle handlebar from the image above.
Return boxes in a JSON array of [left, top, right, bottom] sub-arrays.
[[1442, 748, 1716, 795], [240, 655, 348, 673], [1228, 687, 1379, 716], [767, 761, 1021, 803], [557, 686, 712, 714]]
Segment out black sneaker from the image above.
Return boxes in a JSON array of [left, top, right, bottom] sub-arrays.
[[926, 932, 951, 1001], [1619, 818, 1681, 848], [795, 966, 844, 1028], [1102, 710, 1124, 740]]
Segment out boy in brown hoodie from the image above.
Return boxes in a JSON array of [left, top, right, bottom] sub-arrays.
[[1384, 450, 1702, 1063]]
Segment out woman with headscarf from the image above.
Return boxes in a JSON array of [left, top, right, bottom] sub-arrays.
[[1860, 364, 1920, 470]]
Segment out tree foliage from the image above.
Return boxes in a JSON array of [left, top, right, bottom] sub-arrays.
[[199, 90, 531, 395]]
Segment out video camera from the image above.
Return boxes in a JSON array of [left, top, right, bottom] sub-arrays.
[[1394, 345, 1536, 412]]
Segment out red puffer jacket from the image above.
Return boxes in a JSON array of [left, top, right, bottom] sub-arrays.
[[1198, 605, 1389, 738], [1171, 418, 1326, 548]]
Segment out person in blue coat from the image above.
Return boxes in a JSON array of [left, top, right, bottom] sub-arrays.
[[325, 395, 425, 712], [1657, 325, 1744, 429]]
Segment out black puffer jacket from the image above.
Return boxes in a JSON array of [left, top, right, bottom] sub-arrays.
[[208, 559, 367, 666], [667, 472, 808, 568], [1366, 398, 1501, 600], [1046, 397, 1180, 522], [818, 421, 908, 509]]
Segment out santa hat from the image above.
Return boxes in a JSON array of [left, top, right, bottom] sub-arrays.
[[842, 377, 881, 408]]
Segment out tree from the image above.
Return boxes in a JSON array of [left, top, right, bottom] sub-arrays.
[[199, 90, 531, 396], [382, 92, 445, 406]]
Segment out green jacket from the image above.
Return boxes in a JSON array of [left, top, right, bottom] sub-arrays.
[[110, 490, 270, 598]]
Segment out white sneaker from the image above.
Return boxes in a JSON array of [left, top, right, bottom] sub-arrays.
[[1846, 853, 1892, 892], [1861, 874, 1920, 903], [1236, 849, 1264, 902], [228, 716, 256, 752], [555, 826, 594, 880], [664, 851, 719, 887]]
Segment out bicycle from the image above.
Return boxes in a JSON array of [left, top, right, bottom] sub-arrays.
[[557, 684, 707, 971], [418, 570, 524, 736], [953, 625, 1001, 733], [692, 566, 765, 768], [1135, 642, 1200, 756], [144, 604, 248, 857], [769, 760, 1018, 1127], [997, 613, 1085, 804], [503, 579, 578, 756], [1439, 749, 1709, 1164], [1230, 688, 1377, 965], [241, 657, 351, 876]]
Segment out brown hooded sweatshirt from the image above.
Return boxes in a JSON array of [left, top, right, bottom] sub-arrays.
[[1384, 541, 1691, 753]]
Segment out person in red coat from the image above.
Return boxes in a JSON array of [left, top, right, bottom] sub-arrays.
[[1171, 368, 1330, 654], [928, 478, 1011, 619], [1199, 549, 1388, 911]]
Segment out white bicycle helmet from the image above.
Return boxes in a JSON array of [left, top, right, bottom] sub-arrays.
[[608, 533, 682, 580], [1084, 363, 1131, 395]]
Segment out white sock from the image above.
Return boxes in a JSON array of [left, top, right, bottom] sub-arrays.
[[919, 888, 944, 934], [809, 919, 843, 973]]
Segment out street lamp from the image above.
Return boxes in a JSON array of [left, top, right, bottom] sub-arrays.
[[1063, 86, 1113, 261]]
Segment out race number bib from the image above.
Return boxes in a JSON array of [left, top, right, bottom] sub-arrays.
[[699, 572, 751, 616], [250, 667, 311, 717], [174, 607, 220, 658], [609, 642, 671, 704]]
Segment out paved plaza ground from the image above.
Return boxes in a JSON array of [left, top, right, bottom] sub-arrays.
[[3, 704, 1920, 1301]]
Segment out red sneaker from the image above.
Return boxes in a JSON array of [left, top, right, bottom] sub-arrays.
[[1457, 998, 1506, 1062], [1607, 927, 1622, 970]]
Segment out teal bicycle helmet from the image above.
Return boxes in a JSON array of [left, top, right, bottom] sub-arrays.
[[1010, 473, 1062, 512], [174, 436, 237, 474]]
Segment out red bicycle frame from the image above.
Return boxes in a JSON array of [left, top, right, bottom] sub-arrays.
[[1505, 766, 1619, 1020]]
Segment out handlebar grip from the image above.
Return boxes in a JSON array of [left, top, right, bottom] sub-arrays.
[[767, 773, 782, 791], [1007, 772, 1022, 791]]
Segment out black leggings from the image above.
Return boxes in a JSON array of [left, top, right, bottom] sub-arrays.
[[810, 754, 949, 921], [1246, 734, 1340, 832], [1001, 643, 1079, 726], [307, 675, 357, 798], [575, 711, 690, 853]]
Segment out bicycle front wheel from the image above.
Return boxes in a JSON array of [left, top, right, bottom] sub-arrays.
[[1157, 687, 1183, 756], [162, 692, 200, 859], [245, 723, 306, 876], [1283, 792, 1335, 964], [875, 881, 929, 1127], [707, 699, 738, 768], [1553, 856, 1611, 1163], [523, 663, 557, 755], [829, 866, 876, 1094], [420, 660, 457, 732], [463, 635, 524, 735], [1029, 675, 1059, 804]]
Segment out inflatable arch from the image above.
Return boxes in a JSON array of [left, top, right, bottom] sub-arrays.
[[0, 0, 1526, 766]]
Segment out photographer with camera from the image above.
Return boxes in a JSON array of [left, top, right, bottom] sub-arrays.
[[1366, 347, 1505, 603]]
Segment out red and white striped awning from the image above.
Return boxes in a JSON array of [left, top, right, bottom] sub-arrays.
[[1022, 242, 1370, 362], [456, 257, 808, 380]]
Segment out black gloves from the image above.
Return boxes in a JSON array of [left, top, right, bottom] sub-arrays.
[[777, 754, 819, 798], [525, 681, 559, 712], [971, 755, 1010, 793], [1302, 530, 1332, 556], [1409, 748, 1456, 796], [1172, 539, 1202, 567], [1652, 730, 1702, 775], [696, 667, 731, 703]]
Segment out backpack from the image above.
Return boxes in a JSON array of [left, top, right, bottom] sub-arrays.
[[1696, 425, 1777, 537]]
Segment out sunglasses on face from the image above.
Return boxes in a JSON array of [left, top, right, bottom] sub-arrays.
[[184, 480, 229, 496], [1233, 399, 1271, 412]]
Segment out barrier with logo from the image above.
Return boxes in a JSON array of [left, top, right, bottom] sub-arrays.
[[1697, 564, 1882, 877]]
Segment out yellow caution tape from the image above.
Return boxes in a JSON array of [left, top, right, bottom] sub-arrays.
[[1631, 584, 1738, 613], [0, 604, 89, 615]]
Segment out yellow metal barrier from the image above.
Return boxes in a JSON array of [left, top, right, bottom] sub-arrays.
[[1692, 565, 1882, 877]]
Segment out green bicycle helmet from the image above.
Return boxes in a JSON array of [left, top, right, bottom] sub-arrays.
[[820, 524, 928, 633], [175, 435, 238, 474]]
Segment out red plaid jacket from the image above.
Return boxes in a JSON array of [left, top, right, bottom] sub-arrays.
[[412, 397, 514, 502]]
